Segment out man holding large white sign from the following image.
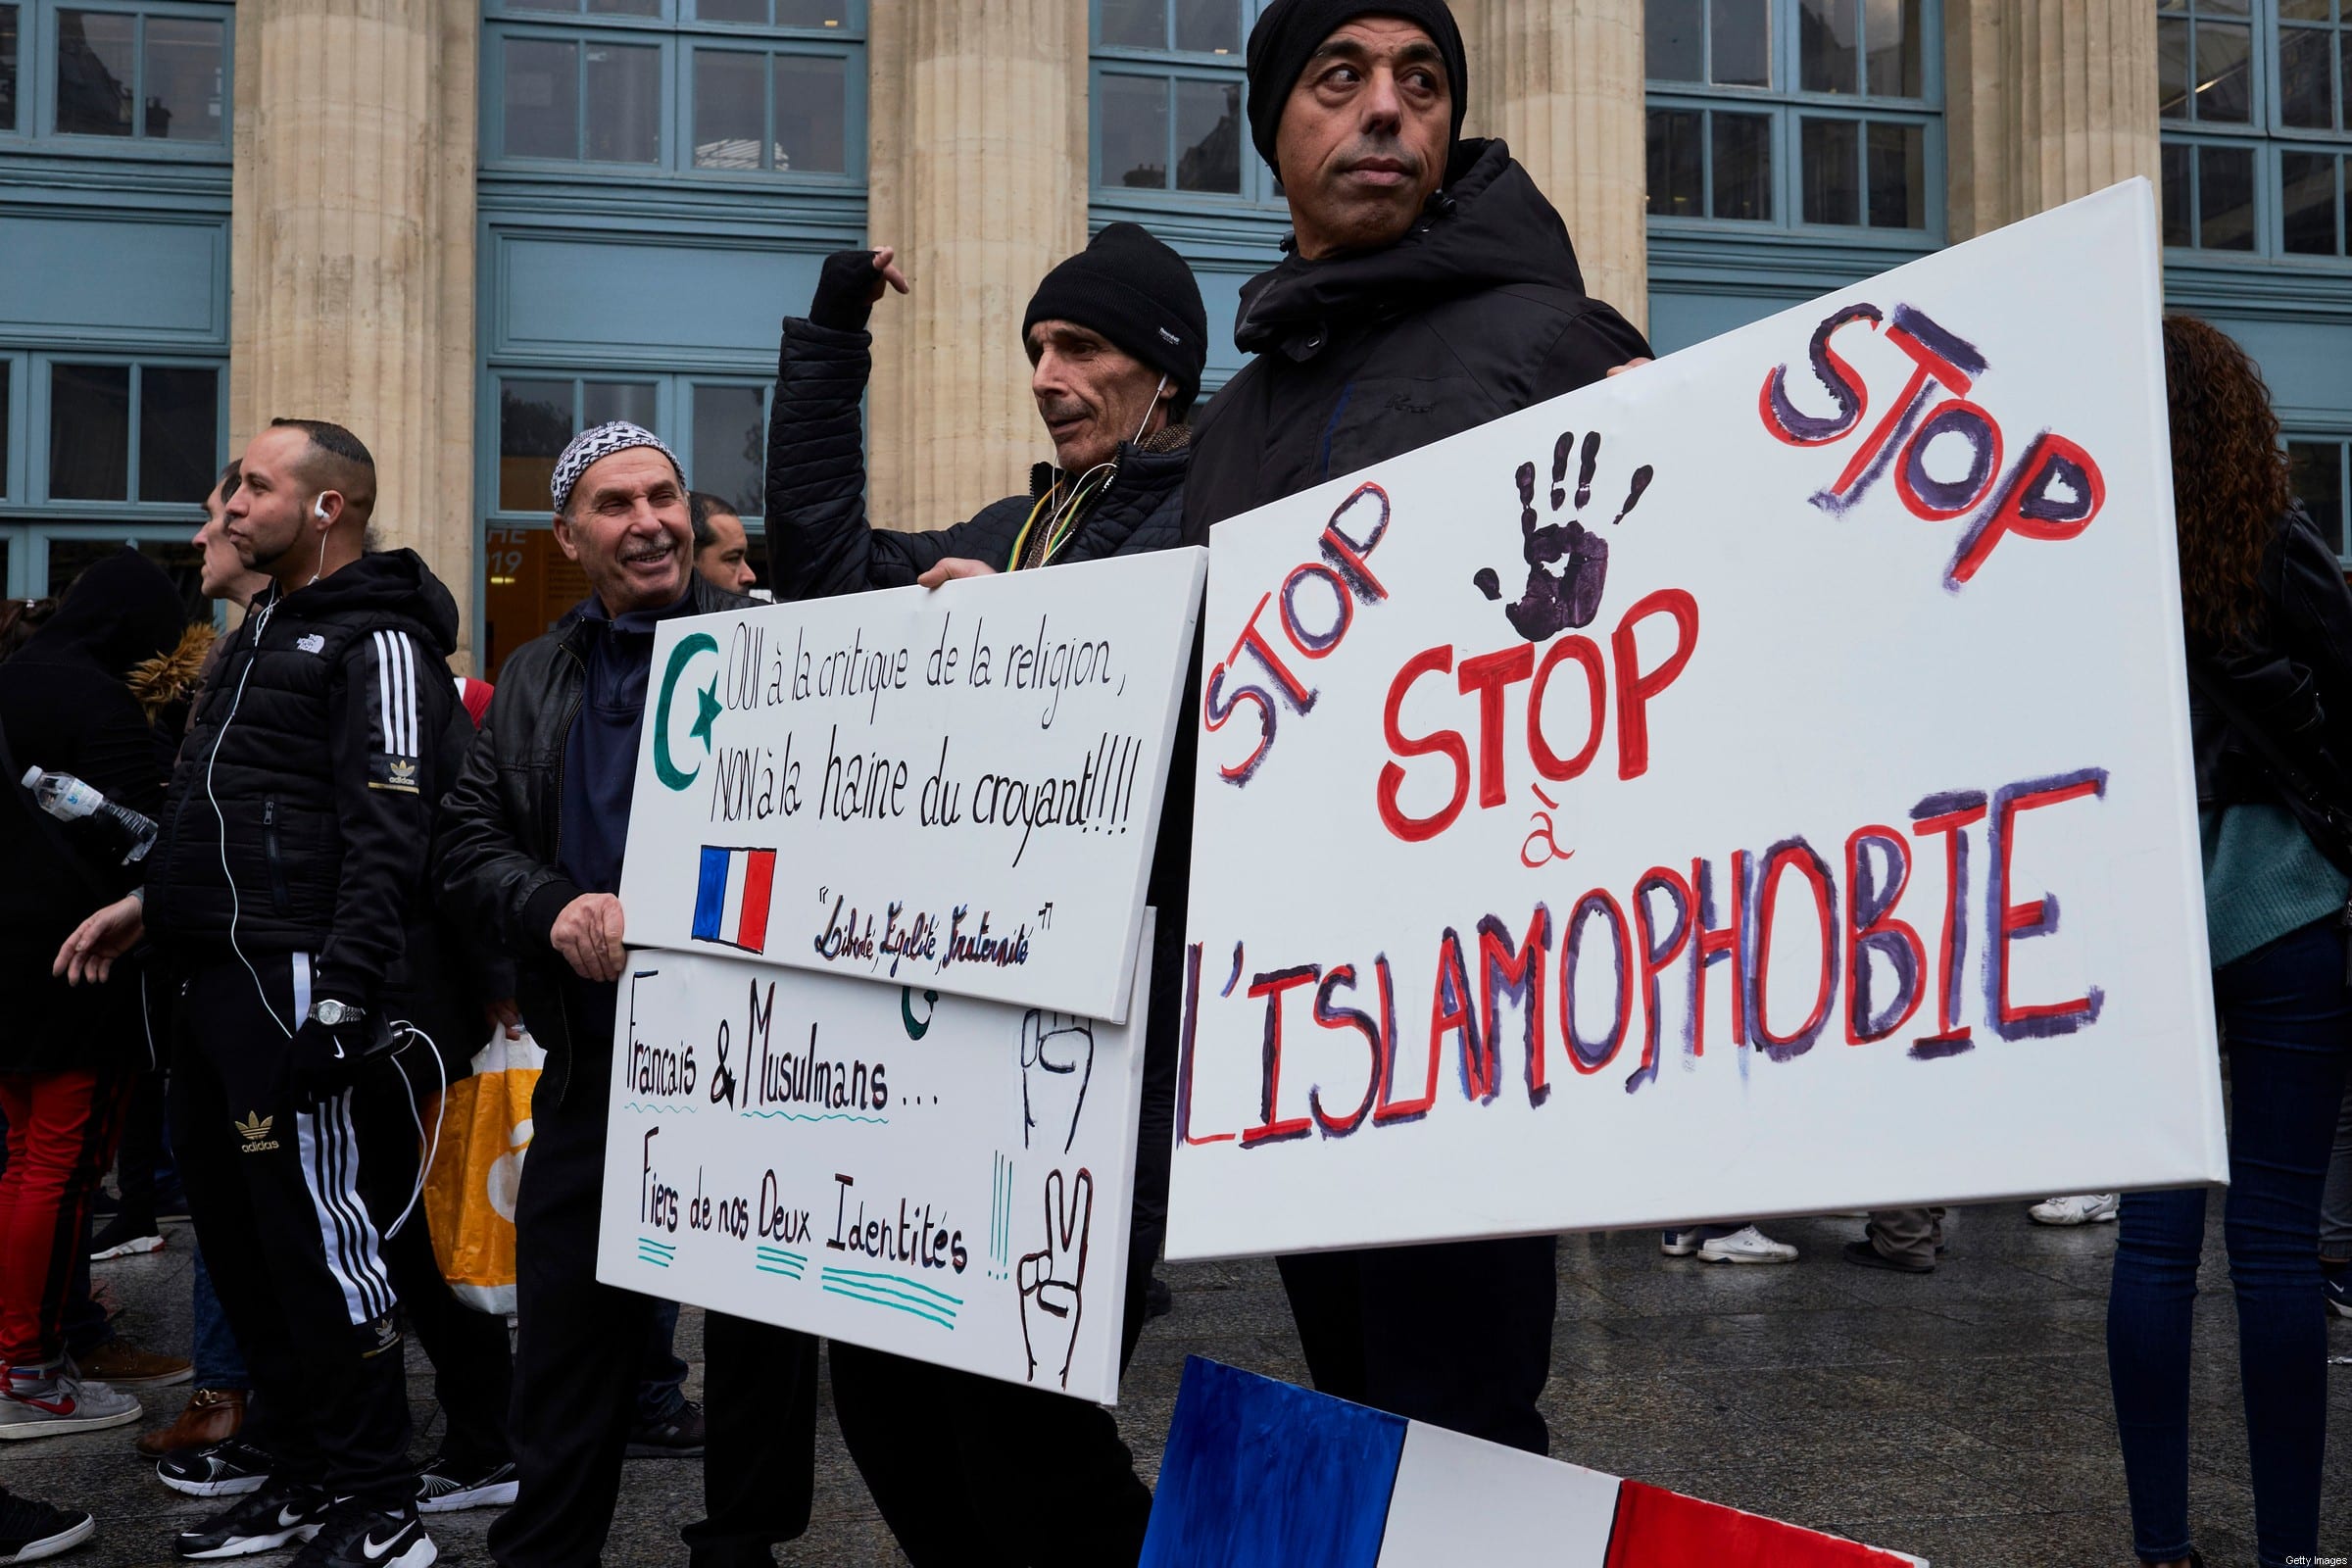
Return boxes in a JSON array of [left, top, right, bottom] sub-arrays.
[[1173, 166, 2228, 1436], [1174, 0, 1652, 1459]]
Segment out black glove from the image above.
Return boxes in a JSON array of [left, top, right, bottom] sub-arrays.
[[289, 1007, 385, 1102], [808, 249, 887, 333]]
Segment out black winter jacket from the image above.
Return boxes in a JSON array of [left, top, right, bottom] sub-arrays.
[[2189, 505, 2352, 872], [145, 550, 463, 1023], [1182, 137, 1650, 539], [764, 314, 1190, 597], [434, 573, 755, 1099], [0, 550, 183, 1073]]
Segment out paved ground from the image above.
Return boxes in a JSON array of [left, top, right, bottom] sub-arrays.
[[20, 1202, 2352, 1566]]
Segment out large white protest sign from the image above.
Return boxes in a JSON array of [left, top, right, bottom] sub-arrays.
[[1169, 179, 2228, 1260], [595, 918, 1152, 1403], [616, 549, 1205, 1020]]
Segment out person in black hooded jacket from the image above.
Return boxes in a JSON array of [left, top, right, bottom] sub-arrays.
[[763, 222, 1207, 1568], [59, 419, 454, 1568], [0, 548, 185, 1442], [1179, 0, 1650, 1457]]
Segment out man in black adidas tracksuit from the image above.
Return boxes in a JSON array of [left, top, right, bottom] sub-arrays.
[[61, 419, 461, 1568]]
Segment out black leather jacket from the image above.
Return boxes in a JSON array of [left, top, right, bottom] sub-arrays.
[[433, 573, 754, 1094], [2189, 504, 2352, 872]]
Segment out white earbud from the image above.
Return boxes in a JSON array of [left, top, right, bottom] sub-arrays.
[[314, 499, 330, 523]]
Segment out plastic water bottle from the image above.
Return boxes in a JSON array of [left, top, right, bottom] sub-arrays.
[[21, 766, 159, 864]]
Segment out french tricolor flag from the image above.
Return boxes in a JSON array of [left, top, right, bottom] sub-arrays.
[[691, 846, 776, 955]]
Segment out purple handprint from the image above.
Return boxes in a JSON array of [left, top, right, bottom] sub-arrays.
[[1476, 430, 1654, 642]]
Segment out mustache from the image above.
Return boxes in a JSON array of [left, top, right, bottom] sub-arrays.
[[1037, 398, 1096, 425], [1338, 136, 1423, 175]]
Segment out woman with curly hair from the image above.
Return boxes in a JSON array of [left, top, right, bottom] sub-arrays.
[[2107, 315, 2352, 1568]]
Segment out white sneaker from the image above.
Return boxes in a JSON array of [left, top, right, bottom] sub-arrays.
[[1696, 1225, 1798, 1264], [0, 1365, 142, 1439], [2028, 1194, 2120, 1226], [1658, 1230, 1704, 1256]]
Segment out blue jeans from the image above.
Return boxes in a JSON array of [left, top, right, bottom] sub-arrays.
[[191, 1249, 250, 1391], [2107, 917, 2351, 1567]]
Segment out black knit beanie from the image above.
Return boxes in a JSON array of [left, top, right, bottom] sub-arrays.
[[1022, 222, 1209, 415], [1246, 0, 1468, 183]]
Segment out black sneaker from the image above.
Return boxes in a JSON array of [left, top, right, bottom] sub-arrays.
[[89, 1209, 165, 1261], [0, 1490, 95, 1564], [415, 1454, 516, 1513], [289, 1500, 433, 1568], [158, 1437, 272, 1497], [172, 1480, 328, 1559], [625, 1398, 705, 1457]]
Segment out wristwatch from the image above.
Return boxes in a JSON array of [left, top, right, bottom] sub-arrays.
[[309, 1000, 367, 1028]]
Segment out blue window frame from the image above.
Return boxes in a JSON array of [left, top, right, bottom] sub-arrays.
[[1091, 0, 1274, 206], [481, 0, 862, 181], [1644, 0, 1944, 241], [0, 0, 229, 155], [2161, 0, 2352, 260]]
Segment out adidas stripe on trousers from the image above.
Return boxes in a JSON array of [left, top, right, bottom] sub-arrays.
[[170, 953, 416, 1509]]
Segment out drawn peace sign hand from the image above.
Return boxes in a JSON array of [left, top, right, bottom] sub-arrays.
[[1017, 1168, 1093, 1389], [1020, 1009, 1095, 1155]]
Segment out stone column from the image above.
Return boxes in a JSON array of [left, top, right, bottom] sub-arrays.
[[1455, 0, 1648, 334], [229, 0, 479, 665], [864, 2, 1090, 530], [1945, 0, 2160, 243]]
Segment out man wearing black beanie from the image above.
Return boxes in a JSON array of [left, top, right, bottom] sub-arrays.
[[761, 225, 1205, 1567], [1183, 0, 1653, 1459]]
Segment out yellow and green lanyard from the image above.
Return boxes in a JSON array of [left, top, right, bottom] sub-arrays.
[[1003, 466, 1112, 573]]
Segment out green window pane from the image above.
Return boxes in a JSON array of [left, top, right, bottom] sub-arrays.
[[1646, 0, 1702, 80], [699, 0, 768, 22], [2198, 0, 2249, 14], [2159, 139, 2193, 245], [504, 38, 580, 159], [692, 384, 764, 519], [1863, 0, 1922, 97], [694, 49, 764, 169], [1799, 0, 1859, 94], [2193, 22, 2251, 122], [2197, 142, 2254, 249], [2278, 26, 2334, 128], [1175, 76, 1240, 192], [500, 378, 573, 513], [1100, 74, 1168, 187], [143, 17, 224, 140], [1867, 119, 1925, 227], [2158, 18, 2189, 119], [1645, 107, 1703, 216], [772, 53, 847, 173], [1801, 117, 1860, 223], [49, 364, 130, 500], [775, 1, 850, 24], [1712, 110, 1772, 219], [138, 367, 218, 504], [583, 381, 657, 429], [2280, 150, 2339, 254], [584, 43, 659, 163], [2286, 441, 2347, 556], [591, 0, 663, 17], [1100, 0, 1165, 49], [56, 10, 134, 136], [1, 7, 21, 133], [2278, 0, 2331, 19], [1173, 0, 1239, 55], [1710, 0, 1770, 86]]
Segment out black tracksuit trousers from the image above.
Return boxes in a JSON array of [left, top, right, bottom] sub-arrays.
[[487, 1010, 817, 1568], [170, 954, 416, 1508]]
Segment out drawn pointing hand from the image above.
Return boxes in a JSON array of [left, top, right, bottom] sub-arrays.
[[1017, 1167, 1093, 1389], [1020, 1009, 1095, 1155]]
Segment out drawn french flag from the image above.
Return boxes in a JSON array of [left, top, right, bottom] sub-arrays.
[[691, 846, 776, 955]]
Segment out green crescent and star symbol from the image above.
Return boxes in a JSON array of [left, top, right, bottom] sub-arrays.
[[653, 631, 723, 791]]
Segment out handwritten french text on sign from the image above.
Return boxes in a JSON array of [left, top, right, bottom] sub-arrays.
[[1169, 181, 2228, 1260], [617, 549, 1205, 1019], [595, 920, 1152, 1403]]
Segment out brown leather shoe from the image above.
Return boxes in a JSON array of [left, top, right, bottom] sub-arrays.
[[77, 1340, 193, 1388], [136, 1387, 245, 1456]]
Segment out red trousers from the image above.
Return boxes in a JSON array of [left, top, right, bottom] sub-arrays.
[[0, 1069, 132, 1369]]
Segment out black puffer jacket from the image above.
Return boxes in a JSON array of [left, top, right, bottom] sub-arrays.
[[1182, 137, 1650, 538], [0, 550, 184, 1073], [145, 549, 463, 1022], [763, 314, 1189, 597], [434, 573, 755, 1099], [2190, 505, 2352, 865]]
